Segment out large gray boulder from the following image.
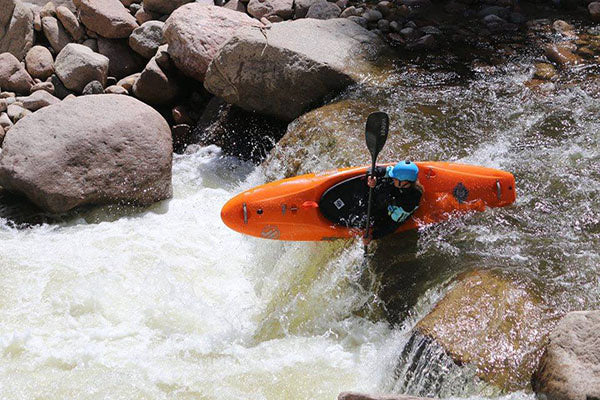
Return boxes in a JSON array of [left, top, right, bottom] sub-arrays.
[[73, 0, 138, 38], [533, 311, 600, 400], [0, 94, 173, 213], [164, 4, 263, 82], [204, 18, 387, 121], [0, 0, 35, 61], [0, 52, 35, 94], [55, 43, 109, 93]]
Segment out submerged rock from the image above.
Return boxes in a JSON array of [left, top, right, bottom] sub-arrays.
[[533, 310, 600, 400], [0, 94, 172, 213], [338, 393, 435, 400], [413, 269, 550, 391], [261, 99, 406, 180], [164, 4, 263, 82], [204, 18, 387, 121]]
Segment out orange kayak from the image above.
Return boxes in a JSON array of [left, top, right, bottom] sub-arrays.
[[221, 162, 516, 241]]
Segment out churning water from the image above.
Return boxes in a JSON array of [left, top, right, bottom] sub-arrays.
[[1, 52, 599, 399]]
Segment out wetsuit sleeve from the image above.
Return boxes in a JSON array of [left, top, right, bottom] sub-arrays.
[[371, 186, 423, 240]]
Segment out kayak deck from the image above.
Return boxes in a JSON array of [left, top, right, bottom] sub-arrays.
[[221, 162, 516, 241]]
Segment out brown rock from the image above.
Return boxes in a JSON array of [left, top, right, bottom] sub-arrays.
[[164, 4, 263, 82], [73, 0, 138, 39], [534, 63, 556, 80], [0, 94, 173, 213], [0, 0, 35, 61], [82, 38, 98, 52], [545, 42, 584, 67], [532, 311, 600, 400], [97, 37, 145, 80], [41, 16, 72, 53], [0, 52, 35, 94], [25, 46, 55, 80], [56, 5, 85, 41], [33, 10, 42, 31]]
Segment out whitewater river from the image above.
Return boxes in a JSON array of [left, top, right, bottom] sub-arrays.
[[1, 53, 599, 398]]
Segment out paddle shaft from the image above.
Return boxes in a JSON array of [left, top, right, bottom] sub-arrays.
[[364, 159, 377, 240]]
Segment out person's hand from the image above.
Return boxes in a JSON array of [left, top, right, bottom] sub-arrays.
[[367, 176, 376, 188]]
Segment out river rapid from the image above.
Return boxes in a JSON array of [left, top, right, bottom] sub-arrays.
[[1, 25, 600, 400]]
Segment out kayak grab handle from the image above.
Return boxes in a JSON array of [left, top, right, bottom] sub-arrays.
[[243, 203, 248, 224], [496, 180, 501, 200]]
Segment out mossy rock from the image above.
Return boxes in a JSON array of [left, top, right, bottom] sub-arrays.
[[414, 269, 551, 391]]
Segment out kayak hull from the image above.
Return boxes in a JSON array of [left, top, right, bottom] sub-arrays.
[[221, 162, 516, 241]]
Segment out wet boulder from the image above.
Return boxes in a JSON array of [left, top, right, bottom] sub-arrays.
[[74, 0, 138, 38], [204, 18, 387, 121], [533, 311, 600, 400], [0, 0, 34, 61], [0, 94, 172, 213], [164, 4, 263, 82], [261, 99, 403, 180], [413, 270, 550, 391]]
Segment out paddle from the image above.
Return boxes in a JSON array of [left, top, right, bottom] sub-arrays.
[[363, 111, 389, 250]]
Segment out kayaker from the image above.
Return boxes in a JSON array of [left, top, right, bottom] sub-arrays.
[[365, 161, 424, 241]]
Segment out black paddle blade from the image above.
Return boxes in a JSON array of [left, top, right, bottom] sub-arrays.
[[365, 112, 389, 159]]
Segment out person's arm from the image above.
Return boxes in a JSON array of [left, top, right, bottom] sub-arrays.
[[367, 166, 388, 187]]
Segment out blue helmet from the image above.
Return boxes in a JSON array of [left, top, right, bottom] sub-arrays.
[[386, 161, 419, 182]]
